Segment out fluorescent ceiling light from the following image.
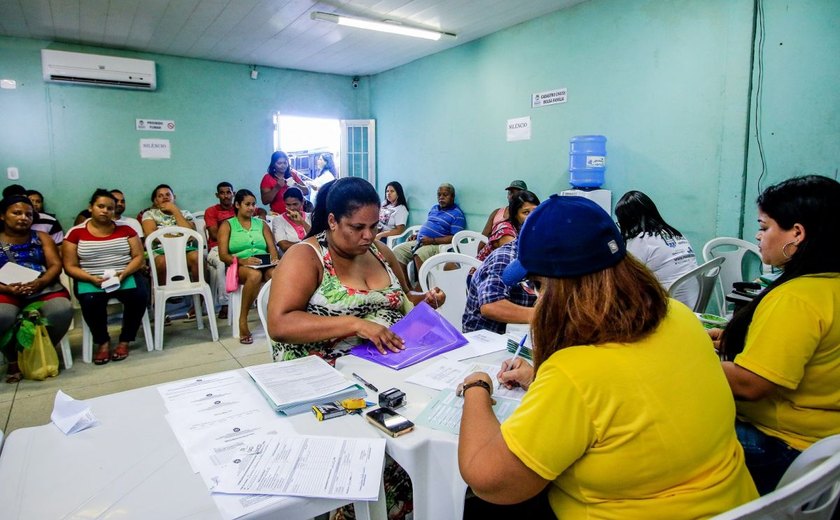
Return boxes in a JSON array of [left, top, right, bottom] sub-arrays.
[[311, 11, 456, 41]]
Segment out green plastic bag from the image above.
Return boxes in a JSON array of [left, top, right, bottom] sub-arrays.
[[18, 324, 59, 381]]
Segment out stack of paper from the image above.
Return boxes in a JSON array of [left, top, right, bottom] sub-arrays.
[[245, 356, 366, 415]]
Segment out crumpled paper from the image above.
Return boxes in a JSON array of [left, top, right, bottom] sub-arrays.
[[50, 390, 99, 435]]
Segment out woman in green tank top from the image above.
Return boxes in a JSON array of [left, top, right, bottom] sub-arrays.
[[218, 189, 279, 343]]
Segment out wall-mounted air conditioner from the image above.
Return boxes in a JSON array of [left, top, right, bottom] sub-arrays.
[[41, 49, 156, 91]]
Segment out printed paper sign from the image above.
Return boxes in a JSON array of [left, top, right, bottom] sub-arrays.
[[136, 119, 176, 131], [506, 116, 531, 142], [140, 139, 171, 159], [531, 88, 567, 108]]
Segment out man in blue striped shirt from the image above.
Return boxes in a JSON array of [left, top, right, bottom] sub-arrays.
[[392, 183, 466, 280]]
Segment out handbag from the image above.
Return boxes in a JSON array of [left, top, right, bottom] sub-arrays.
[[19, 323, 60, 381], [225, 256, 240, 293]]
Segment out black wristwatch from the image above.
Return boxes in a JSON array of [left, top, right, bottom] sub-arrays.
[[461, 379, 492, 396]]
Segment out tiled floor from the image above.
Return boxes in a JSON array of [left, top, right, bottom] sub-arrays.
[[0, 311, 272, 436]]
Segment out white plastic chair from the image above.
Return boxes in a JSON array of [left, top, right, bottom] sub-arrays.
[[668, 257, 724, 313], [145, 227, 218, 350], [385, 225, 421, 249], [450, 230, 488, 258], [191, 211, 207, 255], [418, 252, 482, 330], [80, 301, 154, 363], [703, 237, 770, 316], [711, 434, 840, 519], [227, 284, 244, 338], [256, 280, 273, 356]]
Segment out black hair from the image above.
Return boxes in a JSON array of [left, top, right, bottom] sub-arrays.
[[721, 175, 840, 359], [89, 188, 117, 205], [216, 182, 233, 192], [2, 184, 26, 198], [307, 177, 380, 237], [283, 187, 304, 203], [267, 151, 291, 178], [506, 190, 541, 231], [615, 190, 684, 241], [383, 181, 408, 208], [109, 189, 124, 196], [150, 184, 174, 202], [234, 189, 257, 207], [25, 189, 44, 200], [319, 153, 337, 176]]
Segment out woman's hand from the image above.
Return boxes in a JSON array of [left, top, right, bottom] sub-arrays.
[[243, 256, 262, 266], [456, 372, 496, 404], [286, 209, 305, 224], [707, 327, 723, 352], [424, 287, 446, 308], [356, 319, 405, 354], [496, 357, 534, 390], [157, 201, 179, 215]]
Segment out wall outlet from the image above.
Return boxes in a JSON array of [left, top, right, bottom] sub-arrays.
[[7, 167, 19, 180]]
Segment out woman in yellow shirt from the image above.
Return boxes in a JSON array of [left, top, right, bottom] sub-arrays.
[[457, 195, 757, 519], [713, 175, 840, 494]]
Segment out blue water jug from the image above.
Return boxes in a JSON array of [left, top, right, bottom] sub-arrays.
[[569, 135, 607, 188]]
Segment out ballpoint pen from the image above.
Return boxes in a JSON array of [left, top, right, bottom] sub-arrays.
[[352, 372, 379, 392], [498, 334, 527, 389]]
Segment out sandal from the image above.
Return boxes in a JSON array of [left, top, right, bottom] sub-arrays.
[[239, 334, 254, 345], [184, 308, 197, 321], [111, 343, 129, 362], [5, 362, 22, 383], [218, 305, 228, 320], [94, 348, 111, 365]]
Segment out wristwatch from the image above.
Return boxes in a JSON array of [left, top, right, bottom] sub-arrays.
[[459, 379, 492, 397]]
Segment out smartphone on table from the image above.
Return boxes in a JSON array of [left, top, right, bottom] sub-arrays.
[[365, 407, 414, 438]]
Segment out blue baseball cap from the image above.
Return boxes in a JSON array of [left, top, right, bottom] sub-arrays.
[[502, 195, 626, 285]]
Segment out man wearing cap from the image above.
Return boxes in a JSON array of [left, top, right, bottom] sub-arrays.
[[392, 183, 466, 280], [480, 180, 528, 238], [457, 195, 757, 519], [462, 240, 536, 334]]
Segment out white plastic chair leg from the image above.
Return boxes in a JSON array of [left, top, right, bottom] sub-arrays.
[[228, 288, 242, 338], [59, 335, 73, 369]]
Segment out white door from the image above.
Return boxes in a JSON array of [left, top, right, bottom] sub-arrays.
[[340, 119, 376, 186]]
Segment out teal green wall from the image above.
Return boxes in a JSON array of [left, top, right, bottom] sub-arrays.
[[0, 36, 365, 226], [371, 0, 840, 252], [741, 0, 840, 238], [371, 0, 756, 250]]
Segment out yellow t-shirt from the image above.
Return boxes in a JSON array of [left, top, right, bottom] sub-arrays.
[[734, 274, 840, 451], [501, 301, 757, 519]]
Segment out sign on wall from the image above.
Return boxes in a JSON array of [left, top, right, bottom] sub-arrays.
[[506, 116, 531, 142], [531, 88, 567, 108], [136, 119, 176, 131], [140, 139, 171, 159]]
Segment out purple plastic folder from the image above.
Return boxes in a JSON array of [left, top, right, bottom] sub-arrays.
[[350, 302, 468, 370]]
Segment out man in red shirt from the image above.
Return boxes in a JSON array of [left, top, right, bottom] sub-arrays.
[[204, 182, 236, 319]]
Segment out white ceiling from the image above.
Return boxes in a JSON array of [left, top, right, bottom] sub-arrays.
[[0, 0, 586, 76]]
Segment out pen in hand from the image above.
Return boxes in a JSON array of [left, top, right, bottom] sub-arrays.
[[352, 372, 379, 392], [498, 334, 527, 390]]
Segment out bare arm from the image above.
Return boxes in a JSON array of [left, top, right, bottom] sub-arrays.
[[119, 235, 146, 279], [480, 299, 534, 324], [721, 361, 777, 400], [459, 372, 550, 504], [261, 222, 281, 262], [217, 221, 235, 266], [375, 224, 406, 241], [480, 209, 498, 238], [141, 217, 157, 237], [267, 242, 404, 353], [377, 240, 445, 308], [261, 175, 282, 205], [31, 232, 62, 289]]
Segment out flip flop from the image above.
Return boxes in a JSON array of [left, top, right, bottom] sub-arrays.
[[111, 344, 129, 362], [239, 334, 254, 345]]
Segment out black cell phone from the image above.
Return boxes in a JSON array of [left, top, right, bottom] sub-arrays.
[[365, 407, 414, 438], [254, 253, 271, 265]]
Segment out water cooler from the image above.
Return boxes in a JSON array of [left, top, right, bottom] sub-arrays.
[[561, 135, 612, 215]]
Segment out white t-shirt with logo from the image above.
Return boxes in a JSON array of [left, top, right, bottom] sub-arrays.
[[626, 232, 699, 309]]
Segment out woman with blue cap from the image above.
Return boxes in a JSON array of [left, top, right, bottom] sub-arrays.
[[456, 195, 757, 518]]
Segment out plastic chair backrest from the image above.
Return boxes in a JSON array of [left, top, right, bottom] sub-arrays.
[[702, 237, 766, 314], [711, 444, 840, 519], [192, 212, 207, 251], [145, 226, 207, 287], [451, 230, 489, 258], [418, 252, 482, 330], [668, 257, 724, 313], [385, 225, 422, 249], [779, 434, 840, 488], [256, 279, 272, 356]]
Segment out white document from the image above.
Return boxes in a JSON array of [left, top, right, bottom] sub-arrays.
[[405, 359, 526, 401], [158, 372, 257, 413], [245, 356, 360, 412], [0, 262, 41, 284], [213, 434, 385, 501], [51, 390, 99, 435], [414, 389, 520, 436], [442, 329, 508, 361]]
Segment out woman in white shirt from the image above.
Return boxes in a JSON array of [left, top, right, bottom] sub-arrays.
[[271, 187, 311, 255], [615, 190, 699, 308], [375, 181, 409, 242]]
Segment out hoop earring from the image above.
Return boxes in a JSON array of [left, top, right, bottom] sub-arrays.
[[782, 240, 798, 259]]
